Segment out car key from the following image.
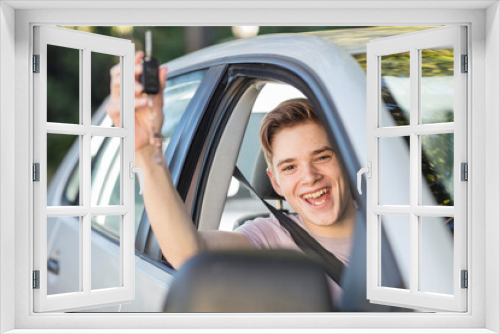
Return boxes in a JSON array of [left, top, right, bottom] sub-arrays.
[[141, 30, 163, 165], [141, 30, 160, 95]]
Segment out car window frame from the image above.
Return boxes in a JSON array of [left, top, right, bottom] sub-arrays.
[[136, 65, 228, 263], [181, 60, 363, 227]]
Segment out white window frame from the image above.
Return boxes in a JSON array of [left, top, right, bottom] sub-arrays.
[[32, 25, 136, 312], [1, 2, 498, 333], [366, 26, 467, 312]]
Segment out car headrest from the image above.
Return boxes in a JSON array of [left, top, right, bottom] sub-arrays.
[[250, 150, 284, 201], [163, 250, 333, 312]]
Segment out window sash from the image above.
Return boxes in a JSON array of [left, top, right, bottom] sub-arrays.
[[366, 26, 467, 312], [33, 25, 136, 312]]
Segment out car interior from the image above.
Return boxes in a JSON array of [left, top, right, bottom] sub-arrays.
[[231, 149, 287, 230]]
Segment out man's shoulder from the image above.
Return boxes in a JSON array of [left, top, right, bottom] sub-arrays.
[[234, 213, 298, 249], [240, 213, 298, 229], [236, 214, 278, 232]]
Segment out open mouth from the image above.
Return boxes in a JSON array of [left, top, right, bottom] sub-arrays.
[[302, 187, 331, 206]]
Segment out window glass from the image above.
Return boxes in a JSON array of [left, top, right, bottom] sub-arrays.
[[161, 70, 207, 140], [64, 70, 207, 239], [47, 216, 80, 295], [380, 136, 410, 205], [48, 134, 79, 203], [380, 52, 410, 127], [47, 44, 80, 124], [91, 52, 120, 121], [421, 133, 454, 206], [420, 216, 454, 294], [91, 215, 121, 290], [91, 136, 121, 207], [381, 215, 410, 290], [421, 47, 454, 124]]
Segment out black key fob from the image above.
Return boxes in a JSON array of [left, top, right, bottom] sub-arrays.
[[141, 57, 160, 95]]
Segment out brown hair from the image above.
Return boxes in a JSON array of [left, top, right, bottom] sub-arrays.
[[259, 98, 320, 169]]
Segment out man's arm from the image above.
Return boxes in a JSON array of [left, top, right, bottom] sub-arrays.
[[136, 147, 252, 269], [108, 52, 251, 269]]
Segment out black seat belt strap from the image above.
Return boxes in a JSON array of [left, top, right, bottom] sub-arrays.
[[233, 167, 344, 285]]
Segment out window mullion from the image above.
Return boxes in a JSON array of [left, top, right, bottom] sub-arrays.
[[82, 214, 91, 294], [81, 48, 92, 295], [409, 47, 420, 295]]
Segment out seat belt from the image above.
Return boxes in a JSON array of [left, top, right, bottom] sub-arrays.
[[233, 167, 344, 286]]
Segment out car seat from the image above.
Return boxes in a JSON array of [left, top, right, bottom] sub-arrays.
[[163, 249, 333, 312], [232, 149, 288, 229]]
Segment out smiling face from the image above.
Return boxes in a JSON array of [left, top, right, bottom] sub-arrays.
[[266, 121, 355, 237]]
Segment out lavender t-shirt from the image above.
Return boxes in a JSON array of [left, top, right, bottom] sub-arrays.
[[235, 213, 352, 308]]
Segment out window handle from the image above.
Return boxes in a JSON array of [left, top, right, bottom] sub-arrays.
[[357, 162, 372, 195], [129, 162, 145, 195]]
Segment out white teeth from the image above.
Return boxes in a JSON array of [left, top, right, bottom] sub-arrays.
[[303, 188, 328, 200], [313, 199, 326, 205]]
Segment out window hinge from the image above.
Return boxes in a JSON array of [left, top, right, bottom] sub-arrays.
[[461, 270, 468, 289], [461, 162, 468, 181], [33, 54, 40, 73], [461, 54, 468, 73], [33, 163, 40, 182], [33, 270, 40, 289]]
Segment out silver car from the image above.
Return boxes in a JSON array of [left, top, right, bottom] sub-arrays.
[[47, 27, 454, 312]]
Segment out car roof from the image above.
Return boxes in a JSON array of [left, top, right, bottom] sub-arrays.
[[166, 26, 434, 73], [304, 26, 436, 54], [164, 27, 435, 166], [166, 32, 369, 164]]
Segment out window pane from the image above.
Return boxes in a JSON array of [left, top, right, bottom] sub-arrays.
[[381, 52, 410, 127], [92, 52, 120, 123], [381, 215, 410, 290], [381, 136, 410, 205], [47, 216, 81, 295], [421, 47, 454, 124], [91, 215, 121, 290], [47, 45, 80, 124], [47, 134, 79, 204], [421, 133, 454, 206], [91, 137, 121, 206], [64, 164, 80, 206], [420, 216, 454, 295]]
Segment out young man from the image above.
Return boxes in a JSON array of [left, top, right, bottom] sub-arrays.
[[107, 52, 356, 305]]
